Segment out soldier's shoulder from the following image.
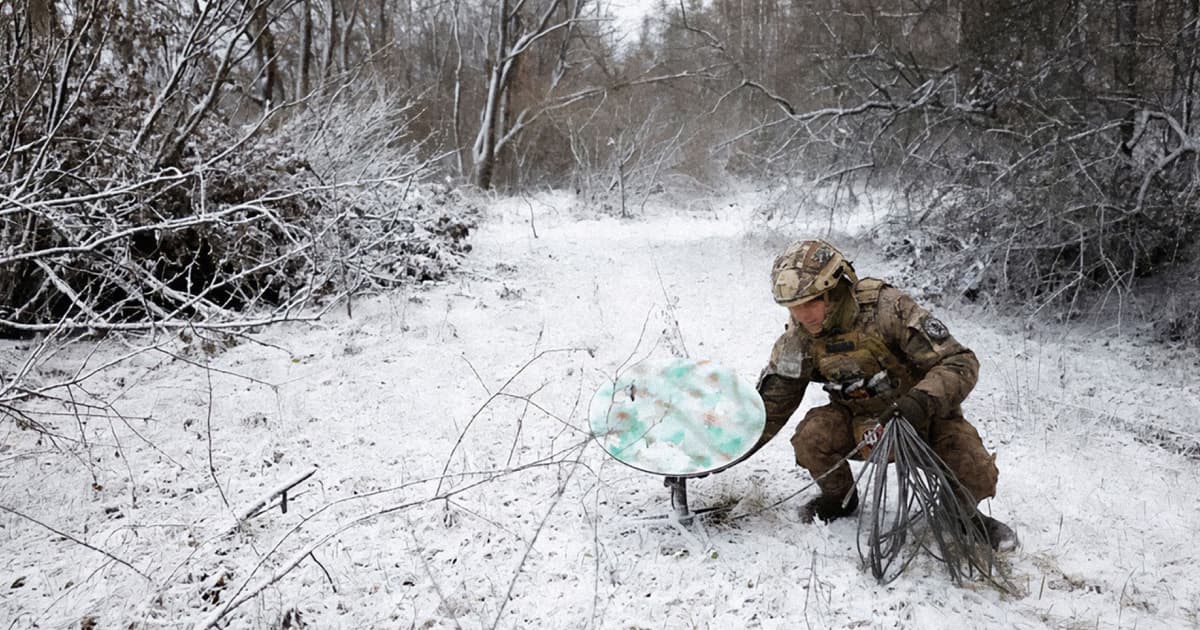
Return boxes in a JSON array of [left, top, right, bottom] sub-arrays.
[[773, 321, 812, 347], [855, 277, 909, 305], [769, 321, 812, 378], [853, 277, 885, 299], [866, 282, 926, 330]]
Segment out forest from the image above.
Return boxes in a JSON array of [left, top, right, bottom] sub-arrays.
[[3, 0, 1200, 422]]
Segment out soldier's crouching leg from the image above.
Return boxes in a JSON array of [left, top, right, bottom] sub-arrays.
[[791, 404, 856, 497], [928, 415, 998, 505]]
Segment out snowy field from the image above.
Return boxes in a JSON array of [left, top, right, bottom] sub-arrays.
[[3, 190, 1199, 629]]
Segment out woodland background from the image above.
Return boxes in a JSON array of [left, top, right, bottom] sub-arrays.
[[3, 2, 1200, 627], [3, 0, 1199, 438]]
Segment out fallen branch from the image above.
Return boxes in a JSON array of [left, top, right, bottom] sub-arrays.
[[0, 504, 150, 580], [195, 440, 591, 629], [232, 467, 319, 528], [491, 446, 585, 629]]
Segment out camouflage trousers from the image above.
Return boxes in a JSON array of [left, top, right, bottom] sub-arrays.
[[790, 403, 999, 506]]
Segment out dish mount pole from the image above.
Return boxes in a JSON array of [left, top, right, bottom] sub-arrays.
[[664, 476, 692, 525]]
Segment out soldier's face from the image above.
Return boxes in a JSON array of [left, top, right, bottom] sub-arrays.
[[789, 295, 828, 335]]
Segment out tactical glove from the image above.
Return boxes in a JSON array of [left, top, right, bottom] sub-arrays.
[[878, 389, 934, 437]]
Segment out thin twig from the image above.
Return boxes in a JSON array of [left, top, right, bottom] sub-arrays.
[[308, 552, 337, 593], [651, 255, 689, 359], [435, 347, 591, 496], [205, 360, 233, 513], [461, 354, 492, 395], [491, 443, 587, 629], [194, 439, 593, 629], [0, 504, 149, 580], [232, 467, 319, 528]]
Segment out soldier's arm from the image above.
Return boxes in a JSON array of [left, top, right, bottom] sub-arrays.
[[741, 373, 807, 458], [740, 329, 810, 460], [880, 287, 979, 418]]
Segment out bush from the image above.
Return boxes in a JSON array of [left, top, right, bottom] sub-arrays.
[[1, 81, 476, 334], [898, 111, 1200, 320]]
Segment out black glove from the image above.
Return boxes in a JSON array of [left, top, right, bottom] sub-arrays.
[[879, 389, 934, 437]]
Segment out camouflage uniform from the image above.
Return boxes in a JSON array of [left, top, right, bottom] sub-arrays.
[[756, 246, 999, 507]]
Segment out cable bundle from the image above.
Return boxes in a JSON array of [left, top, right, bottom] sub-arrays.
[[855, 418, 1010, 589]]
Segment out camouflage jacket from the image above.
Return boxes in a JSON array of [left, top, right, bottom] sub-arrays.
[[755, 278, 979, 447]]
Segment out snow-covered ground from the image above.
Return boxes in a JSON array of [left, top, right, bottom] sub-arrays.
[[3, 190, 1199, 629]]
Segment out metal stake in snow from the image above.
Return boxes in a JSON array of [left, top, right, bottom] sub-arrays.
[[229, 467, 319, 532], [588, 358, 765, 524], [664, 476, 691, 523]]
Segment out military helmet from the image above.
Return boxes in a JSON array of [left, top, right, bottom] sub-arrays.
[[770, 239, 858, 306]]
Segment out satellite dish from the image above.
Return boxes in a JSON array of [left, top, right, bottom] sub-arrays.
[[589, 357, 766, 478]]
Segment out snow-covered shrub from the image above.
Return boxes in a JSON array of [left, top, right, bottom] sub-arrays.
[[0, 3, 478, 424], [900, 113, 1199, 323], [0, 2, 476, 335], [1136, 248, 1200, 345]]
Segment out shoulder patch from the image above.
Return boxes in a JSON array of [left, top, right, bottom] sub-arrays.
[[921, 316, 949, 341], [768, 327, 810, 379]]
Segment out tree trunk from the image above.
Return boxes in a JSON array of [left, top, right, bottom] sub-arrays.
[[340, 0, 359, 73], [324, 0, 341, 80], [956, 0, 988, 93], [250, 1, 280, 108], [298, 0, 313, 97], [474, 64, 505, 189], [473, 0, 511, 189], [1185, 0, 1199, 133], [470, 0, 573, 189], [452, 0, 466, 178], [374, 0, 388, 54], [1115, 0, 1138, 155], [27, 0, 60, 40]]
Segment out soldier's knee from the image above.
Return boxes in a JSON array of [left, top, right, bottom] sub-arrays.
[[790, 429, 815, 467], [789, 406, 850, 467], [975, 453, 999, 499], [964, 467, 998, 504], [931, 418, 999, 502], [951, 447, 999, 502]]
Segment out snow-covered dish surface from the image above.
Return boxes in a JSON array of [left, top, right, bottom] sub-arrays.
[[589, 358, 765, 476]]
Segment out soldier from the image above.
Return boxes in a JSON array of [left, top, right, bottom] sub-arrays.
[[752, 239, 1017, 551]]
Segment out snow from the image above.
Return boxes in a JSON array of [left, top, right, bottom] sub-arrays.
[[3, 189, 1199, 629]]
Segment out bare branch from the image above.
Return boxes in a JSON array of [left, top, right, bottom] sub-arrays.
[[0, 504, 150, 580]]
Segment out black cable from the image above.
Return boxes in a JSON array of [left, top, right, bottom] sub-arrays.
[[856, 418, 1013, 590]]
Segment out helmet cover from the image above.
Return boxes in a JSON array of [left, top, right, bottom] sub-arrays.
[[770, 240, 858, 306]]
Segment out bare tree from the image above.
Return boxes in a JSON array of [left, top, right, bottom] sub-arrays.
[[471, 0, 588, 189]]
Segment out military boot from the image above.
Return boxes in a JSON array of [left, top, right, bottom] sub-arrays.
[[973, 514, 1019, 552], [800, 490, 859, 524]]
